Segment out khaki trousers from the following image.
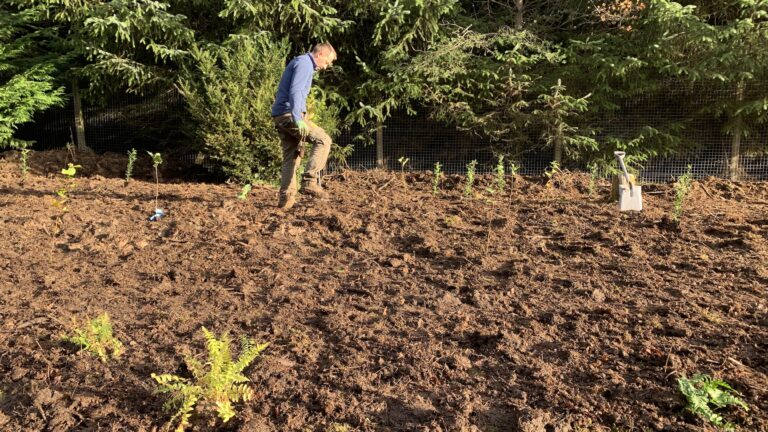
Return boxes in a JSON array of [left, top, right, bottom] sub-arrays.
[[273, 114, 332, 197]]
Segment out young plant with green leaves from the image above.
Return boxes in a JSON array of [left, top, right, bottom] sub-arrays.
[[488, 155, 506, 194], [672, 165, 693, 222], [464, 160, 477, 197], [147, 152, 162, 210], [587, 162, 600, 197], [432, 162, 442, 196], [53, 163, 81, 211], [19, 145, 31, 178], [509, 162, 519, 183], [678, 374, 749, 431], [544, 161, 562, 181], [125, 148, 137, 182], [534, 79, 598, 165], [151, 327, 269, 432], [397, 156, 410, 173], [61, 312, 123, 363], [237, 183, 252, 201]]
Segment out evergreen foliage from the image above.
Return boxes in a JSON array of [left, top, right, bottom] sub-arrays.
[[0, 1, 66, 149], [179, 34, 287, 182]]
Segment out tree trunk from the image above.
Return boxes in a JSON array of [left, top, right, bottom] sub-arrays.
[[515, 0, 524, 30], [72, 78, 88, 151]]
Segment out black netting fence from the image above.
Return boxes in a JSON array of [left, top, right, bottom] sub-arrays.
[[15, 88, 186, 154], [12, 81, 768, 182]]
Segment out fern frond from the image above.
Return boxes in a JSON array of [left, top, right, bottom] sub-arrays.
[[228, 383, 254, 403], [151, 373, 188, 386], [169, 392, 199, 432], [215, 400, 236, 423], [233, 339, 269, 374], [185, 356, 205, 381]]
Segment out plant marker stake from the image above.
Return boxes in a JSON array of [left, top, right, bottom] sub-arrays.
[[149, 208, 165, 221]]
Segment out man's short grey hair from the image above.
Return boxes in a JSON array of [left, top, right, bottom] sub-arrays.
[[312, 43, 336, 58]]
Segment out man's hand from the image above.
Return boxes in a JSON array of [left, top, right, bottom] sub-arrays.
[[295, 119, 310, 138]]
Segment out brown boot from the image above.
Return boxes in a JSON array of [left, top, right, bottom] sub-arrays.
[[277, 193, 296, 210], [301, 179, 329, 200]]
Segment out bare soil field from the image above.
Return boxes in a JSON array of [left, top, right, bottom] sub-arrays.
[[0, 150, 766, 431]]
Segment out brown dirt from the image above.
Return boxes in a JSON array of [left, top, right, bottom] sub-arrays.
[[1, 149, 766, 432]]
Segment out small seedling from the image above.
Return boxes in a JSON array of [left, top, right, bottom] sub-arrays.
[[588, 162, 600, 197], [61, 312, 123, 363], [152, 327, 269, 431], [509, 162, 519, 187], [237, 183, 252, 200], [147, 152, 163, 211], [672, 165, 693, 222], [487, 155, 506, 194], [19, 146, 31, 178], [398, 156, 410, 173], [493, 155, 506, 194], [544, 160, 562, 180], [464, 160, 477, 197], [125, 148, 137, 182], [432, 162, 443, 196], [678, 374, 748, 430], [53, 163, 82, 211]]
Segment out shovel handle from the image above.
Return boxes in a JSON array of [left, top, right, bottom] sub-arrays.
[[613, 151, 633, 187]]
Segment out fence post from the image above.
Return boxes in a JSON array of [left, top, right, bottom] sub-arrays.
[[72, 78, 88, 151], [729, 81, 746, 181], [376, 120, 384, 169]]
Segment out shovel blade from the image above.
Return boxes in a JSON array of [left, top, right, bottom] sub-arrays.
[[618, 185, 643, 211]]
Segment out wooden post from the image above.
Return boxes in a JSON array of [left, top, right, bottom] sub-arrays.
[[376, 120, 384, 169], [729, 81, 745, 181], [72, 78, 88, 151]]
